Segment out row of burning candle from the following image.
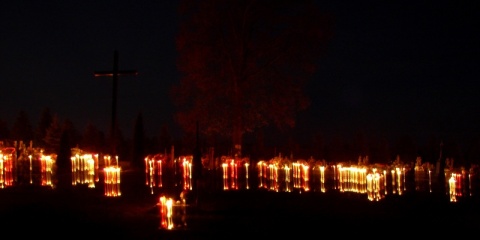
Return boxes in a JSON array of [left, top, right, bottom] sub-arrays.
[[145, 155, 252, 193], [0, 150, 55, 188], [0, 149, 122, 197], [70, 153, 122, 197], [145, 155, 471, 202], [3, 148, 466, 202]]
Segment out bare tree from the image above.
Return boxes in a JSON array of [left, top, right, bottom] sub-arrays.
[[172, 0, 332, 156]]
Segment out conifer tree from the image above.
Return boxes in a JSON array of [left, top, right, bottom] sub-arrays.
[[132, 112, 145, 170], [81, 122, 106, 153], [11, 110, 34, 143], [35, 107, 53, 148], [0, 119, 10, 142], [44, 114, 62, 154], [62, 118, 80, 148]]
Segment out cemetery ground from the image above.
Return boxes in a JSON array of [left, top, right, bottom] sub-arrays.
[[1, 168, 480, 239]]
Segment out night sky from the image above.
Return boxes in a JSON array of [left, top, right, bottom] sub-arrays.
[[1, 1, 179, 139], [1, 1, 479, 149]]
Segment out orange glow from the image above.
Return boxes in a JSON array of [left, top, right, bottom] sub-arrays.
[[145, 154, 169, 194], [0, 148, 15, 188], [158, 194, 188, 230], [104, 166, 121, 197], [181, 156, 193, 190], [338, 166, 367, 193], [40, 154, 55, 187], [221, 157, 250, 190], [71, 152, 98, 188], [449, 175, 457, 202]]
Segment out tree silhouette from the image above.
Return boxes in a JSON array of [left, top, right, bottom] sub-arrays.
[[62, 118, 80, 148], [0, 119, 11, 142], [35, 107, 53, 148], [112, 126, 126, 160], [132, 112, 145, 170], [172, 0, 332, 156], [81, 122, 106, 153], [43, 114, 62, 154], [56, 129, 72, 191], [11, 110, 34, 144], [158, 123, 172, 153], [393, 134, 417, 163]]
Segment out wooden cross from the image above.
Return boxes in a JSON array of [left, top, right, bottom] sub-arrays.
[[94, 50, 138, 156]]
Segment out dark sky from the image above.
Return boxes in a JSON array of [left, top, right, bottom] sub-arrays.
[[1, 1, 179, 138], [301, 1, 480, 147], [1, 1, 479, 148]]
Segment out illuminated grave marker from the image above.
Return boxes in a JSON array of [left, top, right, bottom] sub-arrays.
[[40, 154, 55, 187], [222, 157, 250, 190], [71, 153, 98, 188], [145, 154, 167, 194], [158, 194, 187, 230], [104, 166, 121, 197], [0, 148, 15, 188]]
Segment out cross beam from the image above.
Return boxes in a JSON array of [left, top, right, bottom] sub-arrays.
[[94, 50, 138, 156]]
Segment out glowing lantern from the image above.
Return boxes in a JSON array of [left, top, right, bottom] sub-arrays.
[[104, 166, 121, 197]]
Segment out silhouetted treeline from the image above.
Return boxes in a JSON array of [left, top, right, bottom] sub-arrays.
[[0, 108, 179, 169], [1, 107, 479, 170]]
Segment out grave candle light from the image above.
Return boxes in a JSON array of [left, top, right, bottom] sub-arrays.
[[302, 164, 310, 191], [157, 159, 163, 188], [148, 159, 154, 194], [455, 171, 464, 197], [0, 154, 4, 188], [222, 162, 228, 190], [391, 169, 396, 194], [284, 165, 291, 192], [145, 157, 150, 186], [159, 196, 174, 230], [40, 155, 54, 187], [231, 159, 237, 189], [338, 165, 344, 192], [81, 154, 85, 184], [293, 162, 300, 189], [359, 167, 367, 193], [429, 169, 432, 193], [257, 161, 264, 188], [245, 162, 249, 189], [469, 172, 472, 196], [367, 173, 374, 201], [269, 163, 277, 191], [104, 166, 121, 197], [144, 154, 168, 194], [94, 154, 100, 182], [87, 157, 95, 188], [449, 175, 457, 202], [333, 165, 337, 190], [182, 158, 192, 190], [71, 153, 96, 186], [319, 166, 326, 193], [0, 148, 15, 187], [384, 170, 388, 195], [29, 155, 33, 184], [395, 167, 403, 195], [71, 156, 77, 185]]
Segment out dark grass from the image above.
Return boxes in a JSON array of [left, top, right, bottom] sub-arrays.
[[1, 170, 479, 239]]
